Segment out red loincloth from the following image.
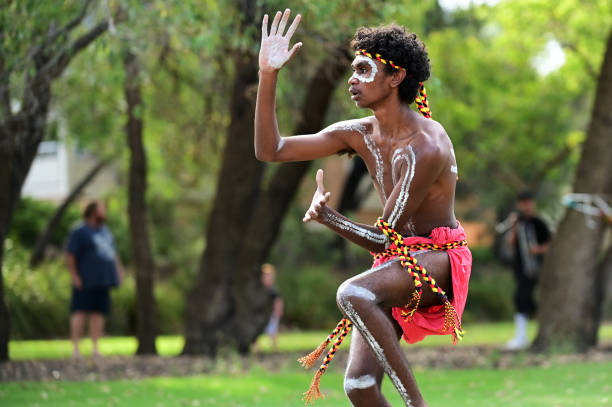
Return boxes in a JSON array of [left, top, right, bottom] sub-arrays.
[[372, 222, 472, 344]]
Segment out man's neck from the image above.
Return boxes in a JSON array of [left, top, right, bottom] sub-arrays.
[[372, 96, 420, 138], [86, 219, 100, 229]]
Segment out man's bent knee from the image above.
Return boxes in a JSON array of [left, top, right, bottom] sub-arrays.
[[336, 280, 377, 312]]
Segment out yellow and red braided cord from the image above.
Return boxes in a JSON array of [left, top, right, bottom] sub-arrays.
[[299, 219, 467, 404]]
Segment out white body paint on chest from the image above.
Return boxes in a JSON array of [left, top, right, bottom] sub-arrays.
[[324, 211, 389, 247], [328, 120, 387, 201], [388, 145, 416, 228], [362, 133, 386, 200], [350, 55, 378, 83]]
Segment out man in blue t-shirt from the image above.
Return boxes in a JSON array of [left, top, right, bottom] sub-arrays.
[[65, 201, 123, 358]]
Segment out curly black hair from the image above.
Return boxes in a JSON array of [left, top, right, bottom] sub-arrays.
[[351, 25, 430, 104]]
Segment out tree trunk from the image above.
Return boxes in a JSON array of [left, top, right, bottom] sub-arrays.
[[0, 2, 110, 361], [0, 94, 52, 361], [124, 51, 157, 355], [533, 29, 612, 352], [226, 48, 351, 352], [182, 41, 350, 354], [30, 159, 109, 267], [181, 51, 263, 356]]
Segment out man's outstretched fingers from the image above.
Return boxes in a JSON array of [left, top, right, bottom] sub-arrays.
[[277, 8, 291, 36], [316, 169, 325, 191], [270, 11, 282, 35], [262, 14, 268, 38], [285, 13, 301, 39]]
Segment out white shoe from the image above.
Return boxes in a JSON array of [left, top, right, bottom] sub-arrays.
[[505, 336, 528, 350]]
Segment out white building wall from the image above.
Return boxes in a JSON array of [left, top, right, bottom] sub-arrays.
[[21, 141, 70, 201]]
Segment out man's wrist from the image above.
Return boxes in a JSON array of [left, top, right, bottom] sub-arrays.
[[259, 68, 280, 77]]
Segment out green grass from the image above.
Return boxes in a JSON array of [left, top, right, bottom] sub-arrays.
[[0, 362, 610, 406], [9, 322, 612, 360]]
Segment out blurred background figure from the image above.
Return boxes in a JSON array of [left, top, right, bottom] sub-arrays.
[[261, 263, 283, 352], [498, 191, 551, 350], [65, 201, 123, 358]]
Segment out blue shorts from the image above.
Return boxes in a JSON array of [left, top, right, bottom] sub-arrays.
[[70, 287, 110, 315]]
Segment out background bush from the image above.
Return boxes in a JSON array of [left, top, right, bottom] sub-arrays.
[[4, 239, 188, 339]]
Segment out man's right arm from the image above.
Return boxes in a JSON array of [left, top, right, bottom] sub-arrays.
[[255, 9, 349, 162]]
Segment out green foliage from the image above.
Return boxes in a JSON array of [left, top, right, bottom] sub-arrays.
[[3, 242, 71, 339], [8, 198, 81, 249], [276, 264, 344, 330], [463, 261, 515, 322]]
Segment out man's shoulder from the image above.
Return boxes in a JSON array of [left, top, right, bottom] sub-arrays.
[[323, 116, 375, 136], [69, 222, 88, 236]]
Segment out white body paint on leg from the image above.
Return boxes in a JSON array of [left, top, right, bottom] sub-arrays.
[[337, 297, 413, 407], [388, 145, 416, 228], [351, 55, 378, 83], [323, 211, 389, 247], [338, 283, 377, 302], [344, 374, 377, 392], [336, 260, 413, 406]]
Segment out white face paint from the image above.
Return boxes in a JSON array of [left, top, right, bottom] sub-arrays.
[[388, 145, 416, 228], [351, 55, 378, 83], [323, 211, 389, 247]]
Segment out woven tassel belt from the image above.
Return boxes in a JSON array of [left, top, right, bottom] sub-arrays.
[[298, 218, 467, 405]]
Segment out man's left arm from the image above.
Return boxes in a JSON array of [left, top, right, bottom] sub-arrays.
[[530, 218, 552, 255]]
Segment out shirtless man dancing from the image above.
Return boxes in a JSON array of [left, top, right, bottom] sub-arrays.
[[255, 9, 472, 407]]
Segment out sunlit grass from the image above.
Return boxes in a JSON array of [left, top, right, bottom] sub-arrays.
[[9, 321, 612, 360], [0, 362, 610, 406]]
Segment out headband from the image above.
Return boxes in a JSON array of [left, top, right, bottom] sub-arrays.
[[355, 49, 431, 119]]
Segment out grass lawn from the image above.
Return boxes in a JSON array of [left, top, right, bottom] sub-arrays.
[[9, 321, 612, 360], [0, 362, 610, 406]]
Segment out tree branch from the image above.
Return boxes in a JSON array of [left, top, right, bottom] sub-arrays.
[[530, 144, 574, 191], [560, 41, 598, 81], [29, 0, 94, 70]]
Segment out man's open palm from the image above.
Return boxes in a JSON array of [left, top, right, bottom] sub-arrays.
[[260, 9, 302, 72]]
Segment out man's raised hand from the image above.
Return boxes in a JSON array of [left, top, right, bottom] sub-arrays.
[[260, 9, 302, 72], [303, 169, 331, 223]]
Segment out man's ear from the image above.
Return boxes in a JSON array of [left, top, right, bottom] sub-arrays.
[[389, 69, 406, 88]]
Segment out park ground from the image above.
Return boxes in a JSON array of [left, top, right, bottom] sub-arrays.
[[1, 322, 612, 406]]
